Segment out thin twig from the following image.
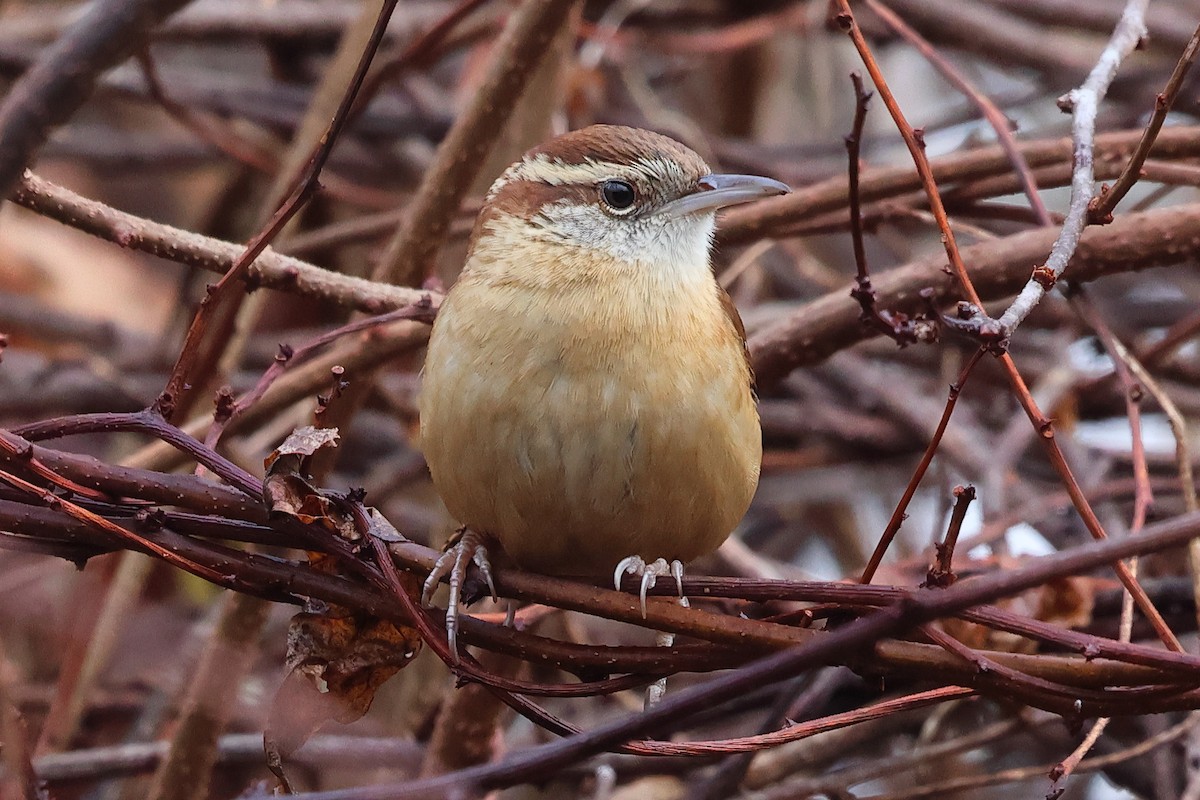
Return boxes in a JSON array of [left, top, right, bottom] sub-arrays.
[[1048, 292, 1150, 793], [354, 0, 496, 113], [866, 712, 1200, 800], [859, 350, 984, 584], [136, 47, 276, 172], [993, 0, 1150, 337], [1110, 338, 1200, 633], [997, 353, 1183, 652], [924, 484, 975, 588], [844, 72, 928, 346], [153, 0, 400, 420], [34, 733, 421, 783], [864, 0, 1053, 227], [1089, 22, 1200, 221], [1138, 307, 1200, 369], [830, 2, 987, 315]]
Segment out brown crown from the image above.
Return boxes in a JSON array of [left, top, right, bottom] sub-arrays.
[[521, 124, 709, 177]]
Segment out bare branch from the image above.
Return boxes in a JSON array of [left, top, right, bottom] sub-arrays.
[[994, 0, 1150, 336], [9, 171, 436, 315]]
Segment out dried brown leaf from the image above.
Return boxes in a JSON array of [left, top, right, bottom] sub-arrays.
[[266, 600, 421, 758], [264, 425, 340, 470]]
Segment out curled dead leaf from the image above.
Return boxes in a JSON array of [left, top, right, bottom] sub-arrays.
[[264, 425, 340, 471], [265, 570, 423, 767]]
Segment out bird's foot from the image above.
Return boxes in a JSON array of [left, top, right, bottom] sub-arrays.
[[613, 557, 690, 707], [614, 556, 684, 618], [422, 527, 497, 663]]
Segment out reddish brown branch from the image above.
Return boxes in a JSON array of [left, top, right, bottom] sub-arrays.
[[859, 350, 985, 584], [833, 2, 983, 310], [719, 126, 1200, 245], [283, 509, 1200, 799], [748, 202, 1200, 381], [153, 0, 399, 421], [924, 484, 976, 588], [832, 0, 1179, 653], [864, 0, 1052, 227], [843, 72, 930, 346], [9, 172, 432, 315], [1089, 22, 1200, 222]]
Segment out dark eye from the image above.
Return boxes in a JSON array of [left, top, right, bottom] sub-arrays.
[[600, 179, 636, 211]]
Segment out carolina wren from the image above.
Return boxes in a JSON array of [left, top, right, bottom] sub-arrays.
[[419, 125, 788, 644]]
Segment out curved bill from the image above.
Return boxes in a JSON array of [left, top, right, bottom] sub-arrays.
[[657, 173, 791, 219]]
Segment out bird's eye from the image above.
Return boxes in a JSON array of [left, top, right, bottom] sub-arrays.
[[600, 179, 636, 212]]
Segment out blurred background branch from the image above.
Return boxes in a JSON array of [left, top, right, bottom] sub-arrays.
[[2, 0, 1200, 798]]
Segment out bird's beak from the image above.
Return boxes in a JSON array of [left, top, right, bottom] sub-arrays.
[[658, 173, 791, 219]]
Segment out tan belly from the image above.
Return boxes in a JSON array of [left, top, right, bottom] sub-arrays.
[[419, 281, 761, 577]]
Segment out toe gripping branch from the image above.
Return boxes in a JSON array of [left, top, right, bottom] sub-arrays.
[[614, 556, 685, 618], [421, 528, 497, 662]]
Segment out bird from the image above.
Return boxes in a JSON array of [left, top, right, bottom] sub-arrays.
[[418, 124, 789, 656]]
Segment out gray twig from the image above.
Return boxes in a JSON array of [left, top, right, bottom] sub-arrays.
[[993, 0, 1149, 336]]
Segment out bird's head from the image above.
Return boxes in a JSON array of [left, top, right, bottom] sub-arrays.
[[465, 125, 789, 288]]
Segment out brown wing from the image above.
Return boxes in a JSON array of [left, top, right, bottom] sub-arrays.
[[719, 289, 756, 396]]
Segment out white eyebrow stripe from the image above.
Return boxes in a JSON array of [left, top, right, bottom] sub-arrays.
[[486, 154, 685, 200], [511, 156, 622, 185]]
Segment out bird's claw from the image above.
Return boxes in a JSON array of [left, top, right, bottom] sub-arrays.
[[614, 556, 685, 618], [613, 557, 691, 706], [421, 528, 495, 663]]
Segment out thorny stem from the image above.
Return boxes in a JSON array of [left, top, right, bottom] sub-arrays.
[[0, 418, 1193, 687], [0, 468, 230, 585], [12, 410, 262, 499]]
